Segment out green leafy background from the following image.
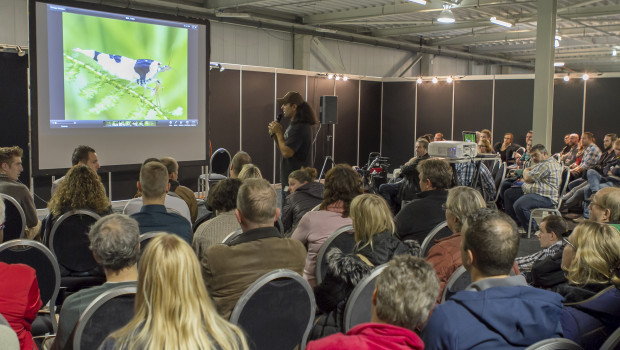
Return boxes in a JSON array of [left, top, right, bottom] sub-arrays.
[[62, 12, 188, 121]]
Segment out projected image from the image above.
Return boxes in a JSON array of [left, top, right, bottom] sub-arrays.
[[62, 12, 188, 121]]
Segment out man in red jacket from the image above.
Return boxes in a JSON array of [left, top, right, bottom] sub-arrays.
[[305, 255, 438, 350]]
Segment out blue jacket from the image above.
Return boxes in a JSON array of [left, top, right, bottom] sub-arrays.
[[422, 276, 564, 350]]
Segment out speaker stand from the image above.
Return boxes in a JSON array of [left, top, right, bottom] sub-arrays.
[[319, 124, 334, 180], [319, 156, 335, 180]]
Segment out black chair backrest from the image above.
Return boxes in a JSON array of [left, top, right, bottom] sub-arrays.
[[139, 232, 165, 253], [343, 264, 387, 331], [230, 269, 315, 350], [192, 212, 215, 233], [556, 167, 571, 209], [73, 285, 137, 350], [0, 194, 26, 241], [600, 325, 620, 350], [0, 239, 61, 332], [315, 225, 355, 285], [524, 338, 584, 350], [441, 265, 471, 303], [210, 148, 231, 177], [49, 210, 101, 273], [420, 221, 451, 257], [493, 162, 507, 202], [222, 228, 243, 245]]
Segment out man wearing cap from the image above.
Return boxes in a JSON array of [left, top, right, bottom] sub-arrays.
[[268, 92, 318, 201]]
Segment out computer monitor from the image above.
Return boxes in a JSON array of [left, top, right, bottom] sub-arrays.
[[462, 131, 477, 143]]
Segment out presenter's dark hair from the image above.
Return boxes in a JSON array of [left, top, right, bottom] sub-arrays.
[[71, 145, 96, 166]]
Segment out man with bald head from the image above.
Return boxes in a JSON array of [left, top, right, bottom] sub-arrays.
[[561, 133, 580, 166]]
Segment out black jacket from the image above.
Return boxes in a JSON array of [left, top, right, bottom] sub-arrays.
[[397, 153, 430, 203], [282, 182, 324, 236], [529, 246, 567, 289], [394, 189, 448, 243]]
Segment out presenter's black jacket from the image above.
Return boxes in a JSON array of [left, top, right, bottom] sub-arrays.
[[280, 122, 312, 186]]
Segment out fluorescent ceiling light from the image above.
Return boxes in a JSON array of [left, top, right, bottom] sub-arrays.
[[554, 62, 565, 67], [613, 49, 617, 57], [437, 5, 455, 23], [215, 12, 251, 18], [490, 17, 512, 28], [563, 75, 570, 82], [407, 0, 427, 4], [316, 27, 338, 33]]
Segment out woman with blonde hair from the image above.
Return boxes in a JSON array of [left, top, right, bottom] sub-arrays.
[[477, 139, 494, 154], [237, 164, 263, 181], [560, 221, 620, 349], [100, 234, 247, 350], [311, 194, 417, 339]]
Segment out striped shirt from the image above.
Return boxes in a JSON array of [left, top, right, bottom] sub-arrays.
[[522, 157, 563, 205], [454, 162, 496, 201], [516, 240, 563, 272], [577, 143, 602, 171]]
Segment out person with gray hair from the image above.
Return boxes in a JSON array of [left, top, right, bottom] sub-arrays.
[[51, 214, 140, 350], [422, 208, 563, 350], [306, 256, 437, 350], [130, 161, 192, 243], [201, 179, 306, 319]]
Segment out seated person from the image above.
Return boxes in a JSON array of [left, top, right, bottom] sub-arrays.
[[130, 161, 192, 243], [237, 163, 263, 181], [51, 214, 139, 350], [192, 178, 242, 256], [311, 194, 418, 339], [282, 167, 323, 236], [0, 146, 40, 240], [378, 138, 429, 211], [123, 159, 192, 223], [559, 221, 620, 350], [477, 139, 494, 154], [426, 186, 487, 303], [515, 215, 566, 273], [0, 199, 42, 350], [292, 164, 363, 287], [453, 160, 496, 202], [160, 157, 198, 223], [51, 145, 101, 196], [494, 133, 521, 165], [569, 132, 601, 181], [422, 208, 563, 349], [230, 151, 252, 179], [202, 179, 306, 319], [100, 234, 248, 350], [44, 164, 112, 243], [395, 158, 451, 243], [306, 256, 437, 350]]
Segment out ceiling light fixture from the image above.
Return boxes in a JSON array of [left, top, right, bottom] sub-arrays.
[[316, 27, 338, 34], [446, 76, 453, 83], [327, 74, 334, 80], [417, 77, 423, 84], [17, 46, 25, 57], [335, 75, 341, 81], [582, 73, 589, 81], [437, 5, 455, 24], [563, 74, 570, 82], [554, 34, 562, 48], [490, 17, 512, 28], [613, 49, 617, 57], [432, 77, 438, 84], [215, 12, 251, 18], [407, 0, 427, 4], [342, 76, 348, 81], [554, 62, 564, 67]]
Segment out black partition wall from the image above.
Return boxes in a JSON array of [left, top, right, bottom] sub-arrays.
[[417, 82, 453, 139], [453, 80, 493, 140], [584, 78, 620, 151], [382, 82, 416, 171], [552, 79, 584, 153], [358, 81, 382, 166], [333, 79, 360, 166]]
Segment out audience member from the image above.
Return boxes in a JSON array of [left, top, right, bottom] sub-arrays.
[[479, 129, 492, 145], [379, 139, 429, 211], [312, 194, 418, 338], [503, 144, 563, 230], [160, 157, 198, 223], [426, 186, 486, 303], [453, 160, 496, 201], [433, 132, 445, 142], [0, 146, 41, 240], [51, 214, 139, 350], [130, 161, 192, 243], [561, 133, 580, 166], [422, 208, 563, 349], [582, 138, 620, 200], [515, 215, 566, 273], [394, 158, 451, 243], [237, 163, 263, 180], [569, 132, 601, 180], [44, 164, 112, 242], [193, 178, 242, 255], [559, 221, 620, 349], [100, 234, 248, 350], [525, 130, 533, 145], [282, 167, 323, 236], [494, 133, 521, 165], [230, 151, 252, 178], [587, 187, 620, 227], [51, 145, 101, 195], [123, 159, 191, 223], [421, 134, 433, 143], [306, 256, 438, 350], [202, 179, 306, 318], [292, 164, 363, 287], [477, 139, 493, 154], [558, 134, 571, 156]]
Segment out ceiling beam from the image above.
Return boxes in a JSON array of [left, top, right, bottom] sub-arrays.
[[371, 20, 493, 37], [205, 0, 274, 10]]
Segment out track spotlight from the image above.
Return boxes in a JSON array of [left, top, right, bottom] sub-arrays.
[[432, 77, 438, 84], [582, 73, 589, 81], [327, 74, 334, 80], [446, 76, 453, 83], [417, 77, 423, 84]]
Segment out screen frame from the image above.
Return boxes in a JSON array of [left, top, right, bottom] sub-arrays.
[[29, 0, 210, 176]]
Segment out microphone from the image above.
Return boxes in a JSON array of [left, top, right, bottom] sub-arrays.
[[276, 113, 283, 123]]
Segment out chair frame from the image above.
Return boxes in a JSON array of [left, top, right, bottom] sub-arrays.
[[73, 285, 137, 350], [229, 269, 315, 350], [48, 210, 102, 256], [420, 221, 449, 257], [198, 148, 231, 193], [441, 265, 468, 303], [493, 162, 507, 203], [0, 193, 27, 240], [138, 232, 165, 249], [524, 337, 583, 350], [0, 239, 61, 332], [343, 264, 387, 331], [527, 167, 571, 238], [222, 228, 243, 244], [600, 325, 620, 350], [315, 224, 354, 285]]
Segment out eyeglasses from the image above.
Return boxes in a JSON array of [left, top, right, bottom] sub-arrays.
[[563, 238, 576, 250], [589, 201, 603, 209]]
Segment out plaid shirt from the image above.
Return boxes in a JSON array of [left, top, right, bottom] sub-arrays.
[[522, 157, 563, 205], [516, 240, 563, 272], [454, 162, 496, 201], [577, 143, 602, 172]]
